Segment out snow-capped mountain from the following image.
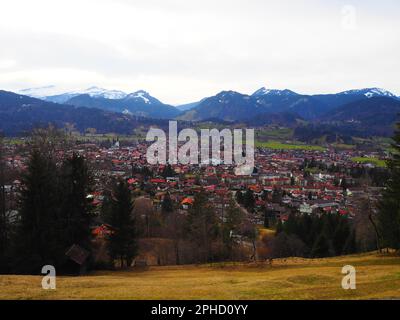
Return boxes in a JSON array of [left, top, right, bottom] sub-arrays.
[[252, 87, 298, 97], [250, 87, 324, 119], [0, 89, 150, 136], [14, 85, 400, 122], [124, 90, 159, 104], [64, 89, 181, 119], [45, 86, 127, 103], [17, 86, 181, 119], [179, 86, 400, 121], [339, 88, 396, 98], [18, 85, 61, 98], [73, 86, 127, 100], [18, 86, 128, 103]]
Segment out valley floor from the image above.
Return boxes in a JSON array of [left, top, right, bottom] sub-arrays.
[[1, 252, 399, 300]]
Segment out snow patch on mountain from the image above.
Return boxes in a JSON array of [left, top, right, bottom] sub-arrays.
[[340, 88, 396, 98], [252, 87, 298, 96], [18, 86, 128, 100], [75, 86, 127, 99], [125, 90, 152, 104], [18, 85, 61, 98]]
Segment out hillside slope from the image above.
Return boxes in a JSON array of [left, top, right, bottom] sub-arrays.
[[321, 97, 400, 136], [1, 252, 399, 300]]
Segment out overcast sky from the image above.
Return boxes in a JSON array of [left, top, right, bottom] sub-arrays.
[[0, 0, 399, 105]]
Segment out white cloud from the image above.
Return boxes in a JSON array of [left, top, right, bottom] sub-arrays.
[[0, 59, 17, 69], [0, 0, 399, 104]]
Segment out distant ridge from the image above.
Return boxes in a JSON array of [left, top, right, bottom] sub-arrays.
[[0, 90, 169, 136]]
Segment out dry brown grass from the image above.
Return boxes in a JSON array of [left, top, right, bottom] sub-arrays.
[[1, 252, 399, 300]]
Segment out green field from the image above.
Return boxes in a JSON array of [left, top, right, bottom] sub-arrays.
[[256, 128, 294, 140], [256, 140, 326, 151], [332, 143, 356, 150], [1, 252, 399, 300], [351, 157, 387, 168]]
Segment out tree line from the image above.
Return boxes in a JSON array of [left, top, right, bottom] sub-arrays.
[[0, 129, 138, 274], [270, 213, 356, 258], [378, 122, 400, 251]]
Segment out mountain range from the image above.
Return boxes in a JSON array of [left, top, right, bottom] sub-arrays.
[[19, 86, 180, 119], [0, 90, 169, 136], [178, 87, 400, 121], [65, 90, 180, 119], [1, 85, 398, 137]]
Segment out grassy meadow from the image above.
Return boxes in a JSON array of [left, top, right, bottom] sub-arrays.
[[256, 140, 326, 151], [351, 157, 387, 168], [1, 252, 399, 300]]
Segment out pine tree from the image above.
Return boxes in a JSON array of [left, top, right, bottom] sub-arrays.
[[15, 150, 62, 273], [58, 154, 93, 250], [378, 123, 400, 250], [283, 213, 299, 236], [343, 229, 357, 254], [311, 230, 331, 258], [300, 214, 314, 248], [106, 179, 137, 268], [332, 216, 351, 256]]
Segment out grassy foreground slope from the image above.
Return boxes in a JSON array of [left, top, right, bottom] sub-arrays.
[[0, 252, 399, 300]]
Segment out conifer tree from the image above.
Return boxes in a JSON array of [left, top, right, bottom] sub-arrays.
[[311, 231, 331, 258], [284, 213, 299, 236], [343, 229, 357, 254], [106, 179, 137, 268], [15, 150, 61, 273], [378, 123, 400, 250], [332, 216, 351, 255], [59, 154, 93, 250]]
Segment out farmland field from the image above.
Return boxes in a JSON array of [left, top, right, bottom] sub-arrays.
[[1, 252, 399, 300], [351, 157, 387, 168], [256, 140, 326, 151]]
